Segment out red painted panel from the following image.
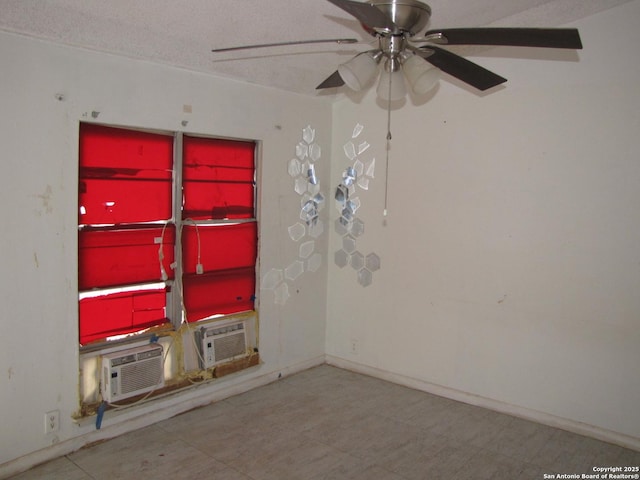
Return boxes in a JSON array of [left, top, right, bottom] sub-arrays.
[[182, 222, 257, 275], [79, 123, 173, 225], [79, 178, 171, 225], [182, 136, 255, 220], [182, 267, 255, 323], [79, 289, 167, 345], [79, 226, 175, 290]]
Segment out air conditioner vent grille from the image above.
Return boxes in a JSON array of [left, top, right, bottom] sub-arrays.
[[102, 344, 164, 403], [120, 357, 163, 395], [214, 333, 246, 362], [199, 320, 248, 369]]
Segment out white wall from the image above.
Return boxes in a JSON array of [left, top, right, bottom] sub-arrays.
[[2, 1, 639, 474], [327, 0, 640, 446], [0, 32, 331, 474]]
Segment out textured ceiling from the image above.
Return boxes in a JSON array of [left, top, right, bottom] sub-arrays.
[[0, 0, 631, 96]]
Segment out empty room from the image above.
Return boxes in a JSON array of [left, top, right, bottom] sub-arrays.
[[1, 1, 639, 478]]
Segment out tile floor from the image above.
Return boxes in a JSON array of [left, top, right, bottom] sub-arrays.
[[10, 365, 640, 479]]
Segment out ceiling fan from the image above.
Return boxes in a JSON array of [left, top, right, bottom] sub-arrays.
[[212, 0, 583, 218], [212, 0, 583, 99]]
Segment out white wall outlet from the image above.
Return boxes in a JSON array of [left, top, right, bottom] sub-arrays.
[[350, 339, 359, 355], [44, 410, 59, 434]]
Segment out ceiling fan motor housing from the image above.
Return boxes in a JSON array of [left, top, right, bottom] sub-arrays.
[[365, 0, 432, 36]]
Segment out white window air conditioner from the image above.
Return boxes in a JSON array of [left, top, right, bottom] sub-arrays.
[[198, 319, 247, 369], [102, 343, 164, 403]]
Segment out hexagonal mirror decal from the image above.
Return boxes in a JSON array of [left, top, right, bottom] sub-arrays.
[[313, 192, 325, 210], [296, 142, 308, 160], [309, 143, 321, 162], [354, 159, 364, 177], [335, 184, 348, 206], [334, 218, 349, 236], [358, 141, 370, 155], [343, 141, 356, 161], [309, 219, 324, 239], [306, 163, 317, 185], [302, 125, 315, 144], [299, 240, 314, 259], [343, 166, 357, 186], [288, 223, 306, 242], [365, 253, 381, 271], [342, 235, 357, 254], [358, 268, 373, 287], [307, 253, 322, 272], [274, 282, 290, 305], [350, 251, 365, 270], [288, 158, 301, 177], [284, 260, 304, 281], [261, 268, 283, 290], [294, 177, 308, 195], [351, 218, 365, 237], [357, 176, 370, 190], [334, 249, 349, 268]]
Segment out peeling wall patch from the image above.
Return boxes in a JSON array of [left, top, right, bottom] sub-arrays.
[[33, 185, 54, 215]]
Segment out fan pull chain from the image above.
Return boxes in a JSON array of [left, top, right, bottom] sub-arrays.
[[383, 70, 393, 218]]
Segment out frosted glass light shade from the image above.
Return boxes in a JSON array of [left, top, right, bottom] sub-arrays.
[[338, 53, 379, 91], [377, 69, 406, 101], [403, 54, 439, 95]]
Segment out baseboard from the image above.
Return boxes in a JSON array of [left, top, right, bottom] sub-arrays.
[[325, 354, 640, 452], [0, 354, 325, 480], [6, 352, 636, 479]]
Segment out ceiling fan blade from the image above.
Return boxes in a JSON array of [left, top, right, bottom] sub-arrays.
[[211, 38, 359, 53], [418, 46, 507, 91], [425, 28, 583, 49], [316, 70, 345, 90], [326, 0, 397, 31]]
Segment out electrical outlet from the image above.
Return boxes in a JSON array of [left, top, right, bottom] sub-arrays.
[[350, 339, 359, 355], [44, 410, 59, 434]]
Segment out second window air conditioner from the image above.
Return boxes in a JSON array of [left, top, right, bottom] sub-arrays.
[[198, 319, 248, 369]]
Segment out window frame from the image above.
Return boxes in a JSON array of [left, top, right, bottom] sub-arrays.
[[78, 124, 259, 351]]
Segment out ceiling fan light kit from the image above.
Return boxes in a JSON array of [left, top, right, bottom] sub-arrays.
[[376, 67, 407, 101], [337, 51, 382, 91], [400, 54, 439, 95]]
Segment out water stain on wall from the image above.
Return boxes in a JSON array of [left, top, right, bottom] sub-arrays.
[[34, 185, 54, 215]]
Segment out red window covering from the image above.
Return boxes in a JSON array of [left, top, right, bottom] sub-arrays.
[[182, 137, 255, 220], [78, 125, 258, 343], [79, 178, 172, 225], [182, 222, 257, 274], [182, 267, 256, 322], [182, 222, 256, 322], [79, 226, 175, 291], [79, 288, 168, 345], [79, 123, 173, 225]]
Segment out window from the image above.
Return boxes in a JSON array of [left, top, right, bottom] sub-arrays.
[[78, 123, 257, 345]]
